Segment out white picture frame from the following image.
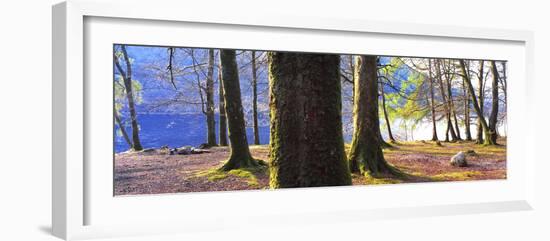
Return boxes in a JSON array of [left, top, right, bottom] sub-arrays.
[[52, 0, 536, 240]]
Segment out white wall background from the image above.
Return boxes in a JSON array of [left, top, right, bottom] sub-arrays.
[[0, 0, 548, 240]]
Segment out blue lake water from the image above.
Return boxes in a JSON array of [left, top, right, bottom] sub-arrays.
[[114, 113, 271, 153]]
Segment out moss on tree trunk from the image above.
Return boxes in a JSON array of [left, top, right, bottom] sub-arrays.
[[219, 50, 261, 171], [268, 52, 351, 188], [348, 56, 399, 176]]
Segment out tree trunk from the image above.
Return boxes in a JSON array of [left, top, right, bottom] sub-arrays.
[[349, 55, 355, 103], [268, 52, 351, 188], [476, 61, 485, 144], [251, 51, 260, 145], [219, 50, 261, 171], [459, 60, 495, 145], [114, 110, 132, 148], [218, 59, 228, 146], [500, 61, 507, 136], [447, 78, 462, 140], [380, 83, 395, 142], [435, 60, 457, 142], [463, 79, 472, 141], [428, 59, 439, 141], [501, 62, 507, 107], [205, 49, 217, 146], [116, 45, 143, 151], [488, 61, 499, 144], [348, 56, 398, 176]]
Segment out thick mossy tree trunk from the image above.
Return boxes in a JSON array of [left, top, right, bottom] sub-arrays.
[[115, 45, 143, 151], [459, 60, 495, 145], [268, 52, 351, 188], [251, 51, 260, 145], [219, 50, 261, 171], [218, 60, 228, 146], [488, 61, 500, 144], [427, 60, 439, 141], [348, 56, 398, 176], [205, 49, 217, 147]]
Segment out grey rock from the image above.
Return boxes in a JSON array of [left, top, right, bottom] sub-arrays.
[[450, 151, 468, 167], [176, 146, 193, 155]]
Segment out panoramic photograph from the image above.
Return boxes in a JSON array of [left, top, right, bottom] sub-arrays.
[[113, 44, 507, 196]]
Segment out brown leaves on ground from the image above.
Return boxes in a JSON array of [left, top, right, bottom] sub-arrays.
[[114, 139, 506, 196]]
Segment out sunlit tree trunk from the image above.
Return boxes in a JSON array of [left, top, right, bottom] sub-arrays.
[[114, 45, 143, 151], [463, 79, 472, 141], [219, 50, 261, 171], [251, 51, 260, 145], [205, 49, 217, 146], [348, 56, 398, 176], [380, 83, 395, 142], [501, 62, 507, 107], [349, 55, 355, 103], [218, 59, 228, 146], [448, 79, 462, 141], [268, 52, 351, 188], [476, 61, 485, 144], [436, 60, 457, 142], [499, 62, 508, 136], [459, 60, 495, 145], [488, 61, 499, 144], [428, 59, 439, 141]]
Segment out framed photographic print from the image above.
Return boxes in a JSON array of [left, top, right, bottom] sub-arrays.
[[52, 0, 536, 240]]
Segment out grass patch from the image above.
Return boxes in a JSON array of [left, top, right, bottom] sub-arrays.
[[194, 166, 265, 188], [228, 169, 260, 187], [357, 173, 404, 185], [194, 168, 229, 181], [381, 140, 506, 157]]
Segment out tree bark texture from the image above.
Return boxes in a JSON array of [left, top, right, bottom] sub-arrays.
[[348, 56, 398, 176], [476, 61, 485, 144], [206, 49, 217, 146], [218, 59, 228, 146], [219, 50, 260, 171], [251, 51, 260, 145], [488, 61, 499, 144], [268, 52, 351, 188], [428, 59, 439, 141]]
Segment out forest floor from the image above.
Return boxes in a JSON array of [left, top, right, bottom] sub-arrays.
[[114, 138, 506, 195]]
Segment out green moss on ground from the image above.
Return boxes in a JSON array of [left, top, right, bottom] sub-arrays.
[[360, 173, 404, 185], [194, 166, 265, 187]]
